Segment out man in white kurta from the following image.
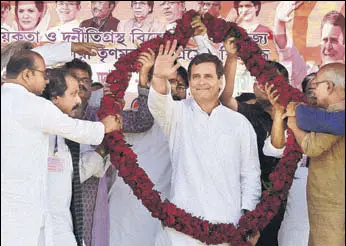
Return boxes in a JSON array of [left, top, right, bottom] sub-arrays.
[[148, 40, 261, 246], [1, 51, 118, 246]]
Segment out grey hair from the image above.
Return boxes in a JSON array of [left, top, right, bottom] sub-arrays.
[[1, 41, 34, 73]]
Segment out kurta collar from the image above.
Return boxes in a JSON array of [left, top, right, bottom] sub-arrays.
[[190, 98, 223, 117], [2, 82, 29, 92]]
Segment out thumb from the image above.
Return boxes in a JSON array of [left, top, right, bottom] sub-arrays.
[[281, 112, 288, 120]]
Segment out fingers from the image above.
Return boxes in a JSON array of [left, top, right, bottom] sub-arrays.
[[173, 45, 183, 60], [171, 62, 181, 73], [158, 44, 164, 56], [168, 40, 178, 56], [164, 40, 171, 55], [147, 48, 155, 58], [294, 1, 304, 9]]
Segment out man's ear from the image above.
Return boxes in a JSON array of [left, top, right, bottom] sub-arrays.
[[327, 81, 335, 94], [51, 96, 59, 106], [21, 69, 32, 83]]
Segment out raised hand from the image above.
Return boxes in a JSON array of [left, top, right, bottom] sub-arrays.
[[152, 40, 183, 80], [71, 42, 105, 56], [264, 83, 285, 116], [275, 1, 304, 22], [138, 48, 156, 74], [223, 36, 238, 58], [191, 15, 207, 36]]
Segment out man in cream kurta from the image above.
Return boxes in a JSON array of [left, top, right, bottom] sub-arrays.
[[1, 50, 119, 246], [148, 40, 261, 246]]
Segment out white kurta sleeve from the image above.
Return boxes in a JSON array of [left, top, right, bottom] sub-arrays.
[[33, 42, 73, 67], [263, 135, 285, 158], [79, 149, 110, 183], [19, 96, 105, 145], [240, 121, 261, 211], [194, 34, 219, 56], [148, 83, 181, 137]]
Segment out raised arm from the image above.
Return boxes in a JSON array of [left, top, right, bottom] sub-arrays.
[[220, 36, 238, 111]]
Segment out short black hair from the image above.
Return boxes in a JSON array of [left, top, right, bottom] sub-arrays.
[[235, 93, 256, 102], [301, 72, 316, 94], [42, 67, 76, 99], [188, 53, 224, 79], [6, 50, 42, 79], [267, 61, 289, 79], [177, 66, 188, 88], [64, 58, 92, 78]]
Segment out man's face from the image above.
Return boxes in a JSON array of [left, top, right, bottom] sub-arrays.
[[1, 1, 10, 24], [198, 1, 220, 18], [28, 56, 49, 95], [320, 23, 345, 65], [168, 73, 187, 100], [132, 1, 151, 20], [56, 1, 80, 23], [53, 75, 82, 117], [72, 68, 92, 106], [308, 76, 331, 109], [189, 62, 221, 103], [159, 1, 184, 23], [91, 1, 114, 19], [237, 1, 257, 22]]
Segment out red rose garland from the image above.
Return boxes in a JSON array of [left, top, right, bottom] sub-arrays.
[[98, 10, 307, 245]]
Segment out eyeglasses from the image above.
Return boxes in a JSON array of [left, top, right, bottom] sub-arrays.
[[309, 80, 331, 89], [198, 2, 220, 8], [56, 2, 78, 7], [77, 77, 93, 84], [159, 1, 180, 7], [30, 68, 49, 80]]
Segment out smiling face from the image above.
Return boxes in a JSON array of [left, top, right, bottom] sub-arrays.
[[189, 62, 222, 104], [132, 1, 151, 20], [16, 1, 42, 31], [91, 1, 114, 19], [159, 1, 184, 23], [198, 1, 220, 18], [56, 1, 80, 24], [320, 23, 345, 65]]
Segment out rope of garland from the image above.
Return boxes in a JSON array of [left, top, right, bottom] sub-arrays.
[[97, 10, 307, 245]]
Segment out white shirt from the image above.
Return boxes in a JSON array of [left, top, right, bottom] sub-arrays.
[[47, 135, 109, 246], [1, 83, 104, 246], [109, 122, 172, 246], [149, 85, 261, 246], [262, 132, 309, 246]]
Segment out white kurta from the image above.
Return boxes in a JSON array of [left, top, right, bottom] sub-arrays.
[[262, 133, 309, 246], [47, 135, 109, 246], [148, 86, 261, 246], [109, 122, 171, 246], [1, 83, 104, 246]]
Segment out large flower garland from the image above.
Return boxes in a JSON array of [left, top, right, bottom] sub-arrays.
[[98, 10, 307, 245]]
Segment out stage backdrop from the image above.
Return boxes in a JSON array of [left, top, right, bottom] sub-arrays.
[[1, 1, 344, 108]]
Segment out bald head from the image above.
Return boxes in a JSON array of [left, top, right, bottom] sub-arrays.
[[317, 62, 345, 89]]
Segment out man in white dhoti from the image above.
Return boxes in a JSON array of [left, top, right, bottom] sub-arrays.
[[1, 50, 120, 246], [148, 40, 261, 246]]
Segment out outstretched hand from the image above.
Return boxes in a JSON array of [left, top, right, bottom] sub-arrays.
[[275, 1, 304, 23], [264, 83, 285, 116], [71, 42, 105, 56], [152, 40, 183, 80]]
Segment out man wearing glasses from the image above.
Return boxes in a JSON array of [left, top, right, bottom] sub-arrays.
[[283, 62, 345, 246], [198, 1, 221, 18], [117, 1, 165, 35]]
